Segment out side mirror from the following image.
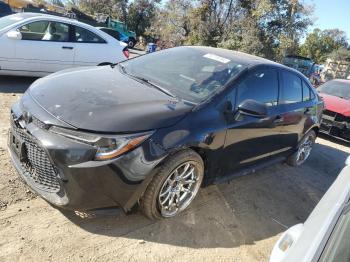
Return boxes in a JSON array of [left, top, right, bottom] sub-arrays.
[[7, 30, 22, 40], [237, 99, 268, 118]]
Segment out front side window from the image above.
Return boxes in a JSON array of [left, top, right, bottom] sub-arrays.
[[280, 71, 303, 104], [18, 21, 69, 42], [236, 69, 279, 107], [74, 26, 105, 43]]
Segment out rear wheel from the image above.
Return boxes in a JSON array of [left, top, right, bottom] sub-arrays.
[[287, 130, 316, 166], [127, 38, 136, 48], [140, 150, 204, 220]]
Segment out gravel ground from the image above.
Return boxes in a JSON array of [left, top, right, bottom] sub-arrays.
[[0, 76, 349, 262]]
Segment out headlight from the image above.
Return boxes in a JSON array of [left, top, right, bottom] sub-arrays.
[[49, 126, 153, 161]]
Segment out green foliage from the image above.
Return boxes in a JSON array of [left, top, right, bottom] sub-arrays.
[[300, 28, 349, 63], [126, 0, 160, 37], [145, 0, 314, 61], [328, 47, 350, 62], [56, 0, 348, 63], [78, 0, 127, 20]]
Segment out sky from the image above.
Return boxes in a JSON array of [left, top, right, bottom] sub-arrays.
[[305, 0, 350, 40]]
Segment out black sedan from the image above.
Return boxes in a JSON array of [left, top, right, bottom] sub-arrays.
[[8, 46, 323, 219]]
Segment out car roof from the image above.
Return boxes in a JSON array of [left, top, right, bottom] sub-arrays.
[[8, 12, 74, 23], [96, 27, 113, 30], [9, 12, 49, 19], [332, 79, 350, 84], [185, 46, 304, 76]]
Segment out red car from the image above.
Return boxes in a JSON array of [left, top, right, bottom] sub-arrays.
[[318, 79, 350, 141]]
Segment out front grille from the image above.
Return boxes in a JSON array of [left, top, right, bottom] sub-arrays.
[[335, 113, 347, 122], [323, 110, 337, 117], [11, 116, 60, 193]]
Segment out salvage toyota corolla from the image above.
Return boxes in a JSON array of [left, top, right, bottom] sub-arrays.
[[8, 46, 323, 219]]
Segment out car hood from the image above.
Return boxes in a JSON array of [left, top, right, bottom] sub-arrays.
[[27, 66, 194, 132], [319, 93, 350, 116]]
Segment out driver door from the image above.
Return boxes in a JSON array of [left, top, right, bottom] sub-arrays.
[[12, 20, 75, 74], [221, 66, 287, 174]]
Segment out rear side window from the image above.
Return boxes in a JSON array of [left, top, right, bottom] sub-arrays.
[[236, 69, 279, 107], [74, 26, 106, 43], [102, 29, 120, 40], [302, 81, 312, 101], [280, 71, 302, 104]]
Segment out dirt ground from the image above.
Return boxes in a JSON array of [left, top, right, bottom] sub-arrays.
[[0, 76, 350, 262]]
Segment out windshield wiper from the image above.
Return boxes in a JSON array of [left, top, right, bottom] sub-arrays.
[[119, 64, 176, 98]]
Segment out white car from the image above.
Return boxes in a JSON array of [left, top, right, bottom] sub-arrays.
[[270, 156, 350, 262], [0, 13, 128, 77]]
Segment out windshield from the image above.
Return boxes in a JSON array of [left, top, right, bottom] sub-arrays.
[[120, 47, 247, 103], [0, 14, 26, 31], [318, 80, 350, 100]]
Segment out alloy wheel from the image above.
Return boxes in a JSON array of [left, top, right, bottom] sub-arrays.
[[158, 161, 201, 217], [296, 133, 315, 165]]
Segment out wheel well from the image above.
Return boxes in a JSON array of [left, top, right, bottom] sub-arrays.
[[98, 62, 112, 66], [155, 147, 207, 174], [311, 126, 319, 135]]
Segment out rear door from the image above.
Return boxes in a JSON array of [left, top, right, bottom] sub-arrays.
[[13, 20, 75, 74], [72, 25, 111, 66], [278, 70, 314, 150], [221, 66, 287, 174]]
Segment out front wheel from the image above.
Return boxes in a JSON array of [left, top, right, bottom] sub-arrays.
[[287, 130, 316, 166], [140, 150, 204, 220]]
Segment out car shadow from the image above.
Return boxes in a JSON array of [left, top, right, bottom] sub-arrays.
[[59, 140, 349, 249], [0, 76, 37, 93]]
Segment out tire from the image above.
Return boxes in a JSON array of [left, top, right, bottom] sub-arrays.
[[140, 150, 204, 220], [127, 38, 136, 48], [287, 130, 316, 167]]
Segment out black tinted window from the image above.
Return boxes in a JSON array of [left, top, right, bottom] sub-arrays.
[[236, 69, 279, 107], [101, 29, 120, 40], [75, 26, 105, 43], [280, 71, 302, 104]]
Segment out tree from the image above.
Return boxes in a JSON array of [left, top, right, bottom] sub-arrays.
[[146, 0, 194, 47], [127, 0, 160, 37], [218, 0, 313, 60], [78, 0, 126, 19], [300, 28, 349, 63], [328, 47, 350, 62]]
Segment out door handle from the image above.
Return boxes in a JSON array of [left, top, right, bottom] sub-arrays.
[[304, 108, 311, 114], [273, 115, 284, 124], [62, 46, 74, 50]]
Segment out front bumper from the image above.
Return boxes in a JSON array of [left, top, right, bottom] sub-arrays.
[[8, 98, 165, 211], [320, 113, 350, 141]]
